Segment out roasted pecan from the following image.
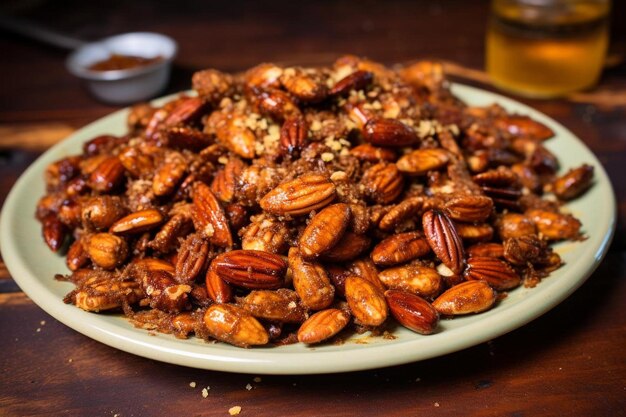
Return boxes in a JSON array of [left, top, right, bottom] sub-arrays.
[[422, 210, 465, 274], [473, 168, 522, 211], [153, 153, 187, 196], [360, 163, 404, 204], [279, 115, 308, 156], [141, 269, 191, 313], [241, 216, 290, 254], [174, 235, 209, 284], [378, 197, 424, 231], [454, 222, 494, 243], [73, 275, 142, 312], [467, 242, 505, 259], [444, 195, 493, 223], [149, 213, 193, 253], [260, 173, 336, 216], [280, 67, 328, 102], [503, 234, 548, 266], [464, 256, 521, 291]]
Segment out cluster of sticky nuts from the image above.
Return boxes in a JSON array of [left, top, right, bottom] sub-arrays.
[[38, 56, 593, 347]]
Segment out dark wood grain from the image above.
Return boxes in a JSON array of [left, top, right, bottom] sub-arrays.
[[1, 1, 625, 416]]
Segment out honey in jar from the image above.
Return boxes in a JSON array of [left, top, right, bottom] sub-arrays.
[[486, 0, 610, 98]]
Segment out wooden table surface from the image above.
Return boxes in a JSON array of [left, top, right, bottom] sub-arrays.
[[1, 1, 625, 416]]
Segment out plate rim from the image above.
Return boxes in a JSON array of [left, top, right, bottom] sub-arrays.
[[0, 83, 617, 375]]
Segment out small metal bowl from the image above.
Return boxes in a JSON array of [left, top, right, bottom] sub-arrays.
[[66, 32, 177, 104]]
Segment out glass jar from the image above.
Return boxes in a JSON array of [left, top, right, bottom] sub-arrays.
[[486, 0, 611, 98]]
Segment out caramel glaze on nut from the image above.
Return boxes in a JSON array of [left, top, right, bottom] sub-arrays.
[[40, 56, 592, 348]]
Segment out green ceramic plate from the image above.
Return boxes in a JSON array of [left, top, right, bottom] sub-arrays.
[[0, 84, 616, 374]]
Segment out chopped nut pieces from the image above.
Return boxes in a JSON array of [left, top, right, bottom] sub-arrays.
[[40, 56, 591, 349]]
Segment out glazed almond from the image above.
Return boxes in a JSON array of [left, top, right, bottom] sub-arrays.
[[385, 290, 439, 334], [526, 209, 582, 241], [432, 281, 497, 315], [371, 231, 431, 266], [551, 164, 594, 201], [297, 309, 350, 344], [330, 70, 373, 96], [288, 248, 335, 310], [321, 232, 370, 262], [349, 143, 396, 162], [88, 156, 125, 192], [379, 264, 442, 299], [109, 209, 164, 234], [363, 117, 418, 147], [345, 276, 388, 327], [205, 265, 233, 304], [191, 182, 233, 247], [212, 250, 287, 290], [240, 289, 307, 323], [203, 304, 269, 347], [175, 235, 209, 284], [396, 148, 449, 175], [299, 203, 351, 259]]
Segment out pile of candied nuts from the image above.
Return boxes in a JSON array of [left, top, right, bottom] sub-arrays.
[[37, 56, 594, 348]]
